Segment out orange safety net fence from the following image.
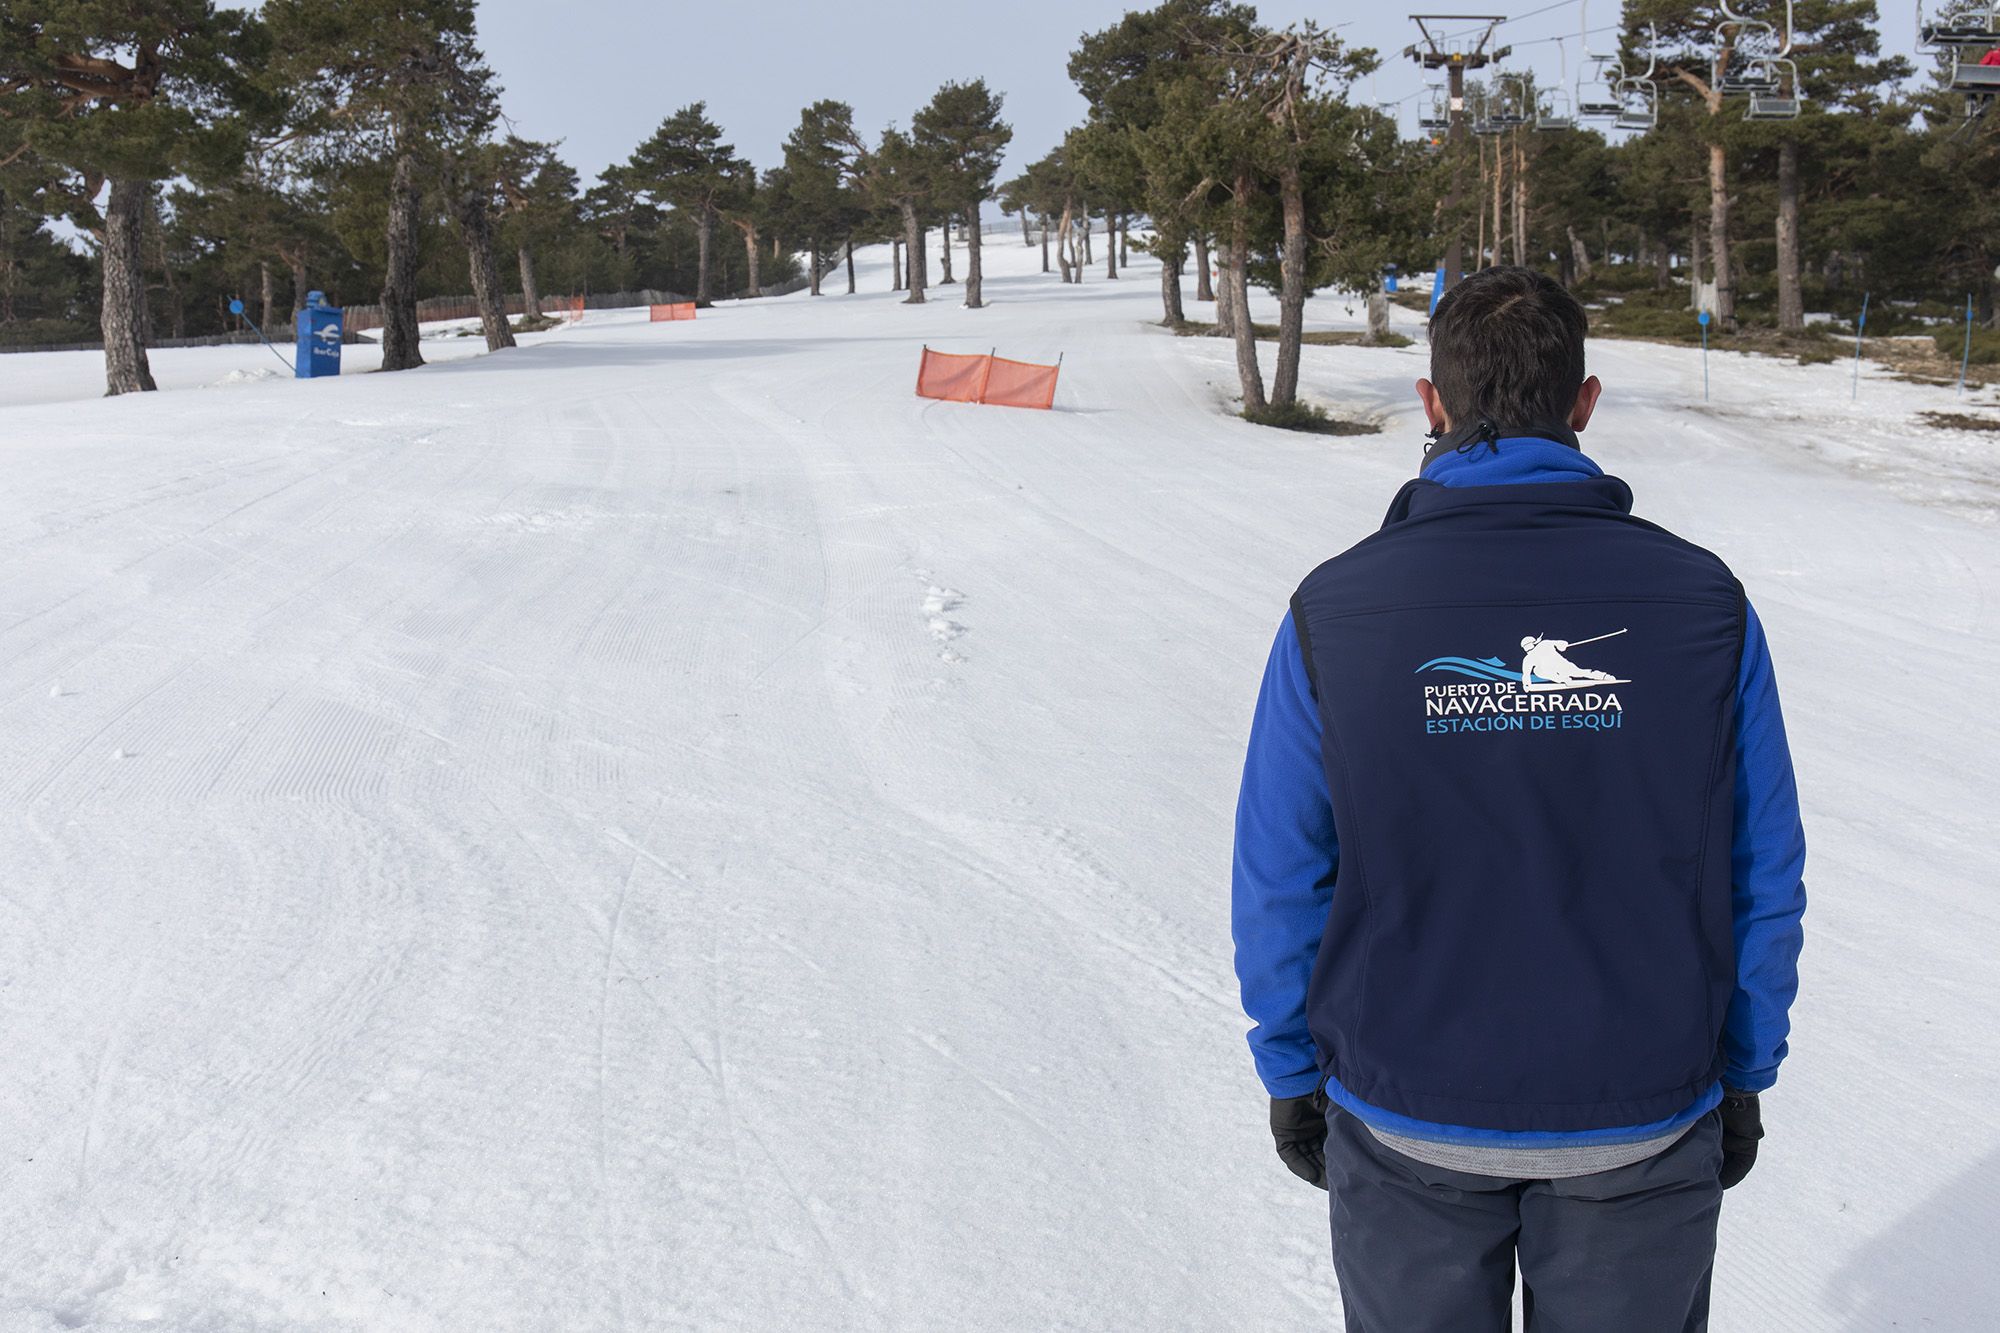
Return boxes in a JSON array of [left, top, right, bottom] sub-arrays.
[[914, 346, 1060, 410], [650, 302, 697, 322]]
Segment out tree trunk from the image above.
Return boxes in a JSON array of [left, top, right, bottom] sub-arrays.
[[901, 201, 925, 303], [1081, 206, 1093, 266], [1213, 228, 1239, 337], [1690, 220, 1707, 311], [517, 245, 541, 318], [289, 258, 308, 316], [1121, 216, 1130, 265], [260, 261, 277, 333], [742, 224, 760, 297], [892, 236, 903, 291], [1511, 136, 1528, 267], [1271, 166, 1307, 408], [1054, 200, 1073, 283], [1021, 210, 1032, 245], [809, 237, 822, 296], [1229, 173, 1265, 415], [1105, 210, 1118, 279], [99, 177, 157, 395], [1776, 137, 1802, 331], [1475, 140, 1489, 269], [1366, 290, 1390, 344], [1707, 138, 1734, 326], [381, 150, 425, 372], [454, 182, 517, 352], [845, 236, 855, 294], [695, 206, 714, 305], [1159, 242, 1185, 326], [1491, 139, 1504, 266], [1568, 225, 1593, 282], [964, 203, 984, 308], [1040, 214, 1050, 272], [1194, 232, 1213, 302], [940, 213, 955, 284]]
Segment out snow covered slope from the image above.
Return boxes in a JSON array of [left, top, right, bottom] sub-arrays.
[[2, 233, 1996, 1330]]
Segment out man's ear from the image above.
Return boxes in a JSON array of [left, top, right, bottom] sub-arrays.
[[1415, 378, 1449, 433], [1570, 376, 1603, 431]]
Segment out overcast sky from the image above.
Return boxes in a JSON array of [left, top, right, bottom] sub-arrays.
[[474, 0, 1919, 188]]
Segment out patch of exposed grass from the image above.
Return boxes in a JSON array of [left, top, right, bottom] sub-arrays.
[[1917, 410, 2000, 432], [1242, 400, 1382, 435]]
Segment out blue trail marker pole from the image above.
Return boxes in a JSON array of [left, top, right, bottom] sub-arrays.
[[1959, 293, 1975, 397], [1429, 262, 1446, 317], [1851, 291, 1870, 401], [1697, 308, 1710, 402], [228, 298, 294, 373]]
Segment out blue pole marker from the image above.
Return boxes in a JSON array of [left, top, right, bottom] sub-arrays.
[[1429, 262, 1446, 317], [1851, 291, 1869, 401], [1960, 293, 1974, 397], [1697, 308, 1710, 402], [228, 298, 294, 373]]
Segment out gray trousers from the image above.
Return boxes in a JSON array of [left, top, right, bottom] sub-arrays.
[[1324, 1106, 1724, 1332]]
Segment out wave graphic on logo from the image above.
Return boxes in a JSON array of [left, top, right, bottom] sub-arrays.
[[1414, 655, 1518, 683]]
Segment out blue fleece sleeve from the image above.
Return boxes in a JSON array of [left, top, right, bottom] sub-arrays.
[[1231, 613, 1339, 1098], [1723, 602, 1808, 1092]]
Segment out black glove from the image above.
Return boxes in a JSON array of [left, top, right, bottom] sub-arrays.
[[1271, 1094, 1329, 1190], [1719, 1089, 1763, 1189]]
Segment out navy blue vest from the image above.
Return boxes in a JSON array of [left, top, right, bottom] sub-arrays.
[[1291, 473, 1746, 1133]]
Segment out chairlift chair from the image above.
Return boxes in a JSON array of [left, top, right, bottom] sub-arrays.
[[1717, 51, 1784, 95], [1948, 45, 2000, 93], [1921, 2, 2000, 46], [1577, 76, 1623, 118], [1535, 87, 1576, 131], [1418, 85, 1450, 133], [1486, 73, 1530, 128], [1614, 78, 1659, 131], [1744, 59, 1803, 119], [1575, 0, 1622, 118], [1714, 0, 1792, 97]]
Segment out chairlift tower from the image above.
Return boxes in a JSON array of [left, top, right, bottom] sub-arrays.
[[1406, 15, 1510, 291]]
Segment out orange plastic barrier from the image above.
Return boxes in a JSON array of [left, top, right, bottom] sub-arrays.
[[564, 295, 585, 325], [915, 346, 1060, 410], [650, 302, 697, 322]]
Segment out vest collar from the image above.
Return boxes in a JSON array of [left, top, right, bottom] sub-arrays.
[[1382, 468, 1635, 529]]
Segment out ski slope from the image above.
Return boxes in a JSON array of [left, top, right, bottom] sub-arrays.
[[1, 234, 1996, 1331]]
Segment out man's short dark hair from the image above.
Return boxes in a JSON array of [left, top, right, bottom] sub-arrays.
[[1427, 266, 1589, 427]]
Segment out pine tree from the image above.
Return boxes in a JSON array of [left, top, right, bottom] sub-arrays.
[[262, 0, 499, 371], [783, 101, 862, 297], [913, 81, 1012, 309], [0, 0, 264, 392], [627, 104, 747, 306], [495, 138, 575, 320]]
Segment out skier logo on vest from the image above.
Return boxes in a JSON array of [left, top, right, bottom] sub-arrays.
[[1520, 629, 1628, 691]]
